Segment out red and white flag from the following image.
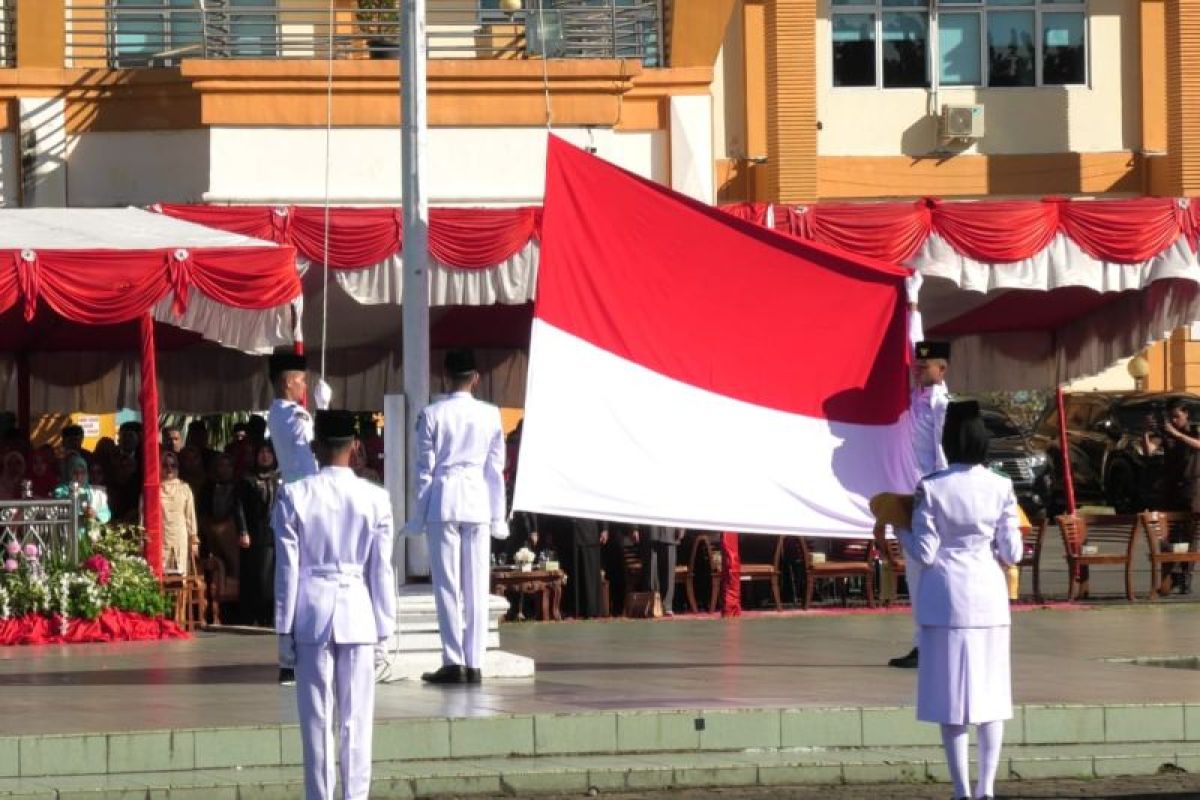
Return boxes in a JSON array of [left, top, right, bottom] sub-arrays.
[[513, 136, 919, 536]]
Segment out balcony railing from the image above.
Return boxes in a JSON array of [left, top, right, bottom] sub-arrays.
[[64, 1, 663, 69], [0, 0, 14, 68]]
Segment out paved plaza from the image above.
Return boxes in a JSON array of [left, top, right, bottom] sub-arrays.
[[0, 599, 1196, 735]]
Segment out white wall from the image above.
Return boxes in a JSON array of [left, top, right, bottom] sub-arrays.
[[816, 0, 1138, 156], [1064, 357, 1135, 392], [66, 131, 211, 206], [206, 127, 669, 204]]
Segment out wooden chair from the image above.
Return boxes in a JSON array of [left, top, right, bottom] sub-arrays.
[[796, 537, 875, 609], [673, 532, 720, 613], [1139, 511, 1200, 599], [162, 551, 207, 631], [871, 522, 907, 605], [1055, 513, 1138, 601], [737, 533, 786, 610], [1014, 516, 1048, 603]]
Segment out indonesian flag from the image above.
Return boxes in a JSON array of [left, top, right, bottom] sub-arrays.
[[513, 136, 920, 536]]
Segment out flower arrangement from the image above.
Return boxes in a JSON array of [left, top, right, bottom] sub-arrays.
[[0, 524, 170, 626], [513, 547, 536, 572]]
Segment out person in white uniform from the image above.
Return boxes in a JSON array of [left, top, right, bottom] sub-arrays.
[[274, 410, 396, 800], [406, 349, 508, 685], [898, 400, 1022, 800], [889, 339, 951, 670], [267, 352, 320, 485]]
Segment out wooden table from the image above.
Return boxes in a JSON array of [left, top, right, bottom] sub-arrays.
[[491, 568, 566, 622]]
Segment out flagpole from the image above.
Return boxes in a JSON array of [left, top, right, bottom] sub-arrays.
[[401, 0, 431, 576]]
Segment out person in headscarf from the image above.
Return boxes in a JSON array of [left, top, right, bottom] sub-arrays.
[[199, 453, 248, 618], [26, 446, 58, 498], [0, 451, 26, 501], [158, 450, 199, 575], [178, 445, 208, 499], [54, 453, 111, 541], [240, 441, 281, 626]]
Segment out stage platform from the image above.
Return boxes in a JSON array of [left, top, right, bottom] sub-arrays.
[[0, 603, 1198, 798]]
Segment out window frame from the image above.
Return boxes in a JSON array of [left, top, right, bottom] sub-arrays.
[[829, 0, 1088, 90]]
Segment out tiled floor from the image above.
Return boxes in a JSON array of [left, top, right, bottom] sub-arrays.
[[0, 601, 1195, 736]]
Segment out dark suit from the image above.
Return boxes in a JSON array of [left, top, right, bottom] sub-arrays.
[[638, 526, 681, 613]]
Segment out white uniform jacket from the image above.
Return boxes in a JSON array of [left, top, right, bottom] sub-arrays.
[[411, 392, 506, 525], [911, 383, 950, 477], [905, 464, 1023, 629], [268, 398, 319, 483], [273, 466, 396, 645]]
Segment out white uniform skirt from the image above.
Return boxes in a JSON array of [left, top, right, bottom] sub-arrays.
[[917, 625, 1012, 725]]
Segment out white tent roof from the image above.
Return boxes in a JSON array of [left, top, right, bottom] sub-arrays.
[[0, 207, 276, 250]]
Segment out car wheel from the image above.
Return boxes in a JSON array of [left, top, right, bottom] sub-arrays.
[[1107, 461, 1139, 514]]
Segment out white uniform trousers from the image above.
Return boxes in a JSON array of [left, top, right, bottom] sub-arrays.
[[296, 642, 375, 800], [428, 522, 490, 668]]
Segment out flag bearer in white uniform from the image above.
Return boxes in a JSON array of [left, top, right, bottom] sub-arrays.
[[267, 351, 321, 485], [266, 350, 329, 684], [897, 401, 1022, 800], [274, 410, 396, 800], [889, 339, 950, 670], [406, 349, 508, 685]]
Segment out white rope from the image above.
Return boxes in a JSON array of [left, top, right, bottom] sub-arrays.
[[319, 0, 335, 380]]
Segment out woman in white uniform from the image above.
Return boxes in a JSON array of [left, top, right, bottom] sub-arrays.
[[899, 400, 1023, 800]]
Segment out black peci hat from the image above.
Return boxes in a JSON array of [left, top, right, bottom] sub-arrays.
[[62, 424, 84, 438], [314, 410, 358, 443], [268, 351, 307, 379], [915, 340, 950, 361], [444, 348, 477, 377]]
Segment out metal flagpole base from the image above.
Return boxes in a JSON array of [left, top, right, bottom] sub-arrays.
[[376, 584, 535, 682]]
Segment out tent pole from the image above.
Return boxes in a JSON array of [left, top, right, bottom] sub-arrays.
[[139, 314, 164, 579], [1055, 385, 1076, 515], [16, 351, 29, 447]]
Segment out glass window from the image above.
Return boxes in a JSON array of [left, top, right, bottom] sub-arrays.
[[882, 11, 928, 87], [938, 12, 981, 85], [831, 1, 1083, 90], [832, 13, 876, 87], [1042, 11, 1085, 84], [987, 9, 1035, 86], [229, 0, 278, 58]]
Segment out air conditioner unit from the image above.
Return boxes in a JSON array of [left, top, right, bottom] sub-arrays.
[[940, 104, 985, 139]]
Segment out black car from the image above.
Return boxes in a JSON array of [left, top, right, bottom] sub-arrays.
[[1029, 391, 1200, 514], [978, 403, 1053, 518]]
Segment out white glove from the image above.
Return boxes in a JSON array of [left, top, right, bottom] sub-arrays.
[[277, 633, 296, 668], [491, 520, 510, 540], [374, 640, 389, 668], [402, 518, 426, 537], [313, 379, 333, 411], [904, 271, 924, 304]]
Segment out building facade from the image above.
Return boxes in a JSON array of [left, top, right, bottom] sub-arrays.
[[0, 0, 722, 208]]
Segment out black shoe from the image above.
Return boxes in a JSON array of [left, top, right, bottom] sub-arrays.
[[466, 667, 483, 684], [421, 665, 468, 684], [888, 647, 919, 668], [278, 668, 296, 686]]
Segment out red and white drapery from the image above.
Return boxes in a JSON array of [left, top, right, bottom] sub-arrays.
[[155, 205, 541, 319], [728, 197, 1200, 391], [0, 209, 300, 577]]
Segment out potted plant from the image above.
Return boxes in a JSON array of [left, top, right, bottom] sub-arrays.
[[357, 0, 401, 59]]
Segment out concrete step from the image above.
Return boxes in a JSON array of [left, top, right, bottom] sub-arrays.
[[4, 702, 1198, 782], [0, 741, 1196, 799]]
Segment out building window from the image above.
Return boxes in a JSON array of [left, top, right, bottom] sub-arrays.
[[112, 0, 277, 66], [830, 0, 1086, 89]]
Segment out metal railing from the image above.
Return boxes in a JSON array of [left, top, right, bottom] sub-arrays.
[[0, 490, 83, 568], [64, 1, 662, 68], [0, 0, 14, 68]]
